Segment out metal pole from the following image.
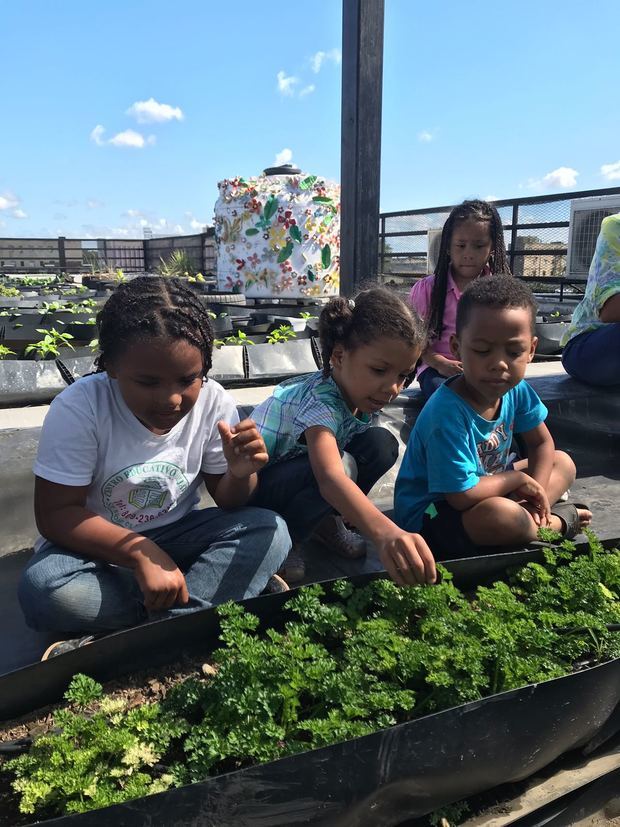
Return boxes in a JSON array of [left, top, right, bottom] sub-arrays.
[[340, 0, 385, 296]]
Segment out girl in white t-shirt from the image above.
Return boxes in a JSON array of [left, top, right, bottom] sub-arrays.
[[19, 276, 290, 655]]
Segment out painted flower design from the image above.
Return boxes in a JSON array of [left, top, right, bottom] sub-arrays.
[[269, 226, 287, 250], [248, 253, 260, 268], [278, 210, 297, 229]]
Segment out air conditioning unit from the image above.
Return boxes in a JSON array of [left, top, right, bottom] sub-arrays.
[[427, 228, 444, 274], [566, 195, 620, 277]]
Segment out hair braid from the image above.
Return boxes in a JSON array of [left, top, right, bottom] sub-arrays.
[[96, 276, 214, 373]]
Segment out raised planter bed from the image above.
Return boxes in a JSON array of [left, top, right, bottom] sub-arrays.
[[0, 538, 618, 825], [246, 338, 318, 379], [535, 316, 571, 355], [0, 359, 65, 406]]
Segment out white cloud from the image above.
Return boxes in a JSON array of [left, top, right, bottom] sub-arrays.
[[90, 125, 106, 146], [275, 147, 293, 165], [0, 191, 19, 211], [310, 48, 341, 73], [12, 208, 28, 219], [277, 70, 299, 96], [111, 227, 130, 237], [542, 167, 578, 188], [484, 195, 498, 202], [418, 130, 434, 143], [109, 129, 153, 148], [92, 126, 154, 148], [601, 160, 620, 181], [525, 167, 579, 191], [86, 199, 104, 209], [299, 84, 315, 98], [126, 97, 184, 124]]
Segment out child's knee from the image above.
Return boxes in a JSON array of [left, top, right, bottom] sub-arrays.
[[554, 450, 576, 484], [356, 427, 399, 471], [245, 508, 291, 564]]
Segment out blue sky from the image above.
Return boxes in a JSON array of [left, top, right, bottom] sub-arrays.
[[1, 0, 619, 239]]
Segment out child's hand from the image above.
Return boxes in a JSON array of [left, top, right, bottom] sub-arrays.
[[132, 542, 190, 611], [218, 419, 269, 478], [428, 353, 463, 377], [378, 530, 437, 586], [513, 474, 551, 526]]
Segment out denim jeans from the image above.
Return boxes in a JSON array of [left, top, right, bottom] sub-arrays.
[[18, 506, 290, 636], [562, 325, 620, 387], [250, 426, 399, 541], [418, 367, 445, 401]]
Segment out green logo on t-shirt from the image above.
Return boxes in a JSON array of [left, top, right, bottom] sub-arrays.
[[102, 462, 189, 527]]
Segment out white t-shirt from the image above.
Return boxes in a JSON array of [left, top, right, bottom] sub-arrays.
[[34, 372, 239, 539]]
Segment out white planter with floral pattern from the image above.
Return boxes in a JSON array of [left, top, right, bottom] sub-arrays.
[[214, 170, 340, 299]]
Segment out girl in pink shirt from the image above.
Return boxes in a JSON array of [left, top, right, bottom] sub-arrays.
[[410, 199, 510, 400]]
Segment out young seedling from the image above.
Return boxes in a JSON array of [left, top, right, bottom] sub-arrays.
[[267, 324, 296, 344], [25, 328, 75, 359]]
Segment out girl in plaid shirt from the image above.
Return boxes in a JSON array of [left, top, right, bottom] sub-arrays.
[[251, 287, 437, 586]]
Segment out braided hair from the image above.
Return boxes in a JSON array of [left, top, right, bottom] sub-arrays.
[[95, 276, 214, 374], [427, 199, 510, 341], [318, 286, 425, 378]]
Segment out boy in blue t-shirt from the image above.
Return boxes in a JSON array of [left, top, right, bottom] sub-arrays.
[[395, 275, 591, 559]]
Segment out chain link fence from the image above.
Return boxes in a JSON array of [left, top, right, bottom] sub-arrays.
[[379, 186, 620, 292]]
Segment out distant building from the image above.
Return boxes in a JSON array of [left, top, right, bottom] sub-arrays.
[[510, 238, 566, 278]]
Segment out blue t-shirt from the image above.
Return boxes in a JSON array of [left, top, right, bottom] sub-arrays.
[[394, 378, 548, 532]]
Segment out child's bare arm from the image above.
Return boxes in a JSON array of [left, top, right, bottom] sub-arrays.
[[599, 292, 620, 323], [34, 477, 189, 611], [423, 349, 463, 377], [305, 426, 436, 585], [446, 470, 547, 511], [518, 423, 556, 491]]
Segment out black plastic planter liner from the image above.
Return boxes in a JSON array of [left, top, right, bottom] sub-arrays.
[[2, 541, 619, 826]]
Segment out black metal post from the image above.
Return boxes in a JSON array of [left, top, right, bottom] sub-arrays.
[[509, 204, 519, 275], [58, 236, 66, 275], [340, 0, 385, 296]]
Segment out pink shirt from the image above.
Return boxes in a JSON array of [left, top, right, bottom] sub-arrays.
[[409, 266, 491, 377]]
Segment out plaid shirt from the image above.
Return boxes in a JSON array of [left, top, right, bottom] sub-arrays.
[[562, 213, 620, 345], [252, 371, 370, 465]]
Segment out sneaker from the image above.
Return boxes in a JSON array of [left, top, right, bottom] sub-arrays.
[[311, 514, 367, 559], [278, 547, 306, 584], [41, 636, 94, 661], [262, 574, 290, 594]]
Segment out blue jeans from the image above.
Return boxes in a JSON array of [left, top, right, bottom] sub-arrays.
[[250, 427, 399, 541], [562, 325, 620, 387], [418, 367, 445, 401], [18, 507, 290, 636]]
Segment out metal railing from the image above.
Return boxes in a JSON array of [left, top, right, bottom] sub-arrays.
[[378, 186, 620, 285], [0, 230, 217, 276]]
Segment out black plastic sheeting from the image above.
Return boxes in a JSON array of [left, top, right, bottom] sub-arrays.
[[1, 542, 619, 827]]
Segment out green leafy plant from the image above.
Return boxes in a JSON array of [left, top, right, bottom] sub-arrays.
[[299, 311, 318, 320], [220, 330, 254, 346], [158, 250, 195, 277], [3, 533, 619, 820], [25, 328, 74, 359], [266, 324, 296, 344], [0, 284, 20, 297], [0, 344, 16, 359], [89, 337, 99, 352]]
